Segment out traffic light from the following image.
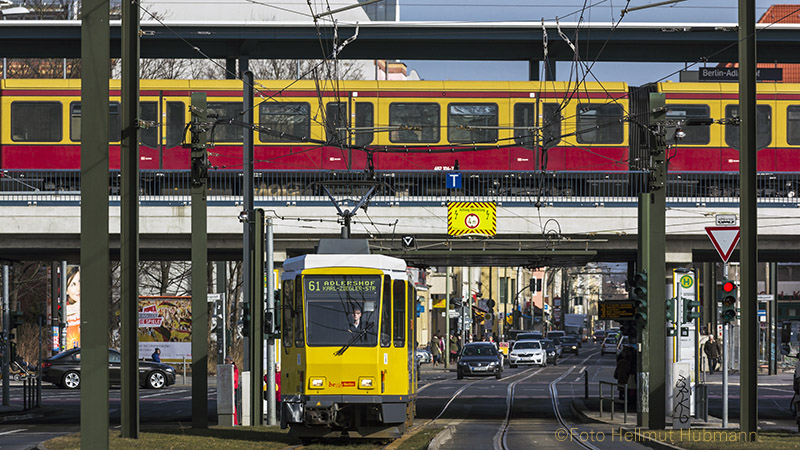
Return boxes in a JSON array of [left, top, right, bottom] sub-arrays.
[[10, 310, 23, 329], [719, 279, 737, 323], [682, 297, 701, 324], [665, 297, 676, 323], [242, 303, 251, 337], [632, 271, 648, 324]]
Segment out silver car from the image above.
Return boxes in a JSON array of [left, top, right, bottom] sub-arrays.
[[508, 339, 546, 368]]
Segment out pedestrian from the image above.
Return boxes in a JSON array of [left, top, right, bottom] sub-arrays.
[[450, 335, 459, 363], [151, 347, 161, 363], [703, 335, 721, 374], [614, 346, 636, 403], [225, 356, 240, 425], [430, 335, 441, 366]]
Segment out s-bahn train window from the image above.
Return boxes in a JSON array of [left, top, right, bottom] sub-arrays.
[[666, 105, 711, 145], [448, 103, 498, 143], [392, 280, 406, 347], [68, 102, 121, 142], [207, 102, 244, 142], [389, 103, 440, 143], [303, 275, 380, 347], [294, 277, 304, 347], [324, 102, 375, 147], [787, 106, 800, 145], [166, 102, 185, 148], [575, 103, 624, 144], [282, 279, 293, 348], [140, 102, 158, 149], [259, 102, 311, 142], [724, 104, 771, 150], [11, 101, 62, 142], [381, 276, 391, 347]]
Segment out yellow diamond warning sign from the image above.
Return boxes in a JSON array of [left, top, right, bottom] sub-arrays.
[[447, 202, 497, 236]]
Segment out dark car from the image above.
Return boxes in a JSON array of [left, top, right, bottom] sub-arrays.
[[457, 342, 503, 380], [560, 336, 580, 355], [549, 336, 564, 358], [539, 339, 558, 365], [41, 348, 177, 389], [566, 333, 583, 348], [593, 330, 606, 343]]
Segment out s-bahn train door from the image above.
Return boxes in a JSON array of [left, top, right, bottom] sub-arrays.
[[322, 92, 374, 171], [160, 94, 189, 170]]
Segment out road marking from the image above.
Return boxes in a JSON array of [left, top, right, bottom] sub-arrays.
[[140, 390, 180, 399], [0, 429, 26, 436], [549, 355, 602, 450]]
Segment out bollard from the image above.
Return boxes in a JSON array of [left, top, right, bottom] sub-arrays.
[[584, 369, 589, 399], [183, 356, 187, 384], [217, 364, 235, 426]]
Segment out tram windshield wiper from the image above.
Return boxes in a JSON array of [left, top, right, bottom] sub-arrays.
[[334, 322, 373, 356]]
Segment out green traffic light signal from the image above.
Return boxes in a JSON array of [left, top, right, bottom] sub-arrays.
[[719, 279, 737, 324], [682, 298, 701, 324]]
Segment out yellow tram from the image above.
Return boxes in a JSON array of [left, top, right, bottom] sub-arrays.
[[279, 251, 417, 440]]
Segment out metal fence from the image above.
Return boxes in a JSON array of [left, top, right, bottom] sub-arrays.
[[0, 170, 798, 206]]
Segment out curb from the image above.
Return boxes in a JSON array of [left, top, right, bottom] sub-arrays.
[[427, 425, 454, 450]]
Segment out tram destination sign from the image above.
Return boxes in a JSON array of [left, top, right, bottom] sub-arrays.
[[598, 300, 636, 321]]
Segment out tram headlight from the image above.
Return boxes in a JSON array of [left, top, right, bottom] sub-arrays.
[[359, 377, 375, 390], [309, 377, 325, 389]]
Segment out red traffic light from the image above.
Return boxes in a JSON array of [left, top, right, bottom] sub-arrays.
[[722, 280, 735, 292]]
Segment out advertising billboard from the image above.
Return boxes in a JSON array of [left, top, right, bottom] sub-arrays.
[[138, 296, 192, 362]]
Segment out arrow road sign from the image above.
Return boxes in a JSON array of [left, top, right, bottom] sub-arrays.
[[705, 226, 741, 263], [402, 236, 416, 249]]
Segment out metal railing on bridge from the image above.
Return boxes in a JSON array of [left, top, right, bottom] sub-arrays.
[[0, 170, 798, 207]]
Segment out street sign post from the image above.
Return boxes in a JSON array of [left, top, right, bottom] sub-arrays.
[[705, 227, 741, 263]]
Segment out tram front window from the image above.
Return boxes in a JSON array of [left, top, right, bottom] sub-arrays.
[[305, 275, 380, 347]]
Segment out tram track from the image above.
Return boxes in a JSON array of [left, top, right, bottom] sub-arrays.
[[494, 350, 601, 450]]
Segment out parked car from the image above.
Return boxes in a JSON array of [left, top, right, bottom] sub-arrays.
[[41, 348, 176, 389], [560, 336, 580, 355], [457, 342, 503, 380], [508, 340, 546, 368], [600, 336, 618, 356], [549, 336, 564, 358], [539, 339, 558, 365], [416, 348, 433, 364], [592, 330, 606, 343]]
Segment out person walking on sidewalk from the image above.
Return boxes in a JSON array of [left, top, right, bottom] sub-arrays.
[[430, 335, 441, 367], [703, 335, 721, 374]]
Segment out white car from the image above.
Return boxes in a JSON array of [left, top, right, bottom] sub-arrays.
[[508, 339, 546, 368], [601, 336, 618, 356]]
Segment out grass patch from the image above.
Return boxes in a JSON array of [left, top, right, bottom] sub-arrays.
[[395, 426, 443, 450], [43, 426, 294, 450], [648, 429, 800, 450], [43, 424, 442, 450]]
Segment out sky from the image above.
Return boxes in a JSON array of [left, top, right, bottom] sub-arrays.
[[395, 0, 782, 85]]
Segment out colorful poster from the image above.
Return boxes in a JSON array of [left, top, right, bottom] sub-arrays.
[[65, 266, 81, 350], [138, 296, 192, 362]]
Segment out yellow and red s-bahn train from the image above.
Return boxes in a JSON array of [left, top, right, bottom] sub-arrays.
[[279, 251, 416, 440], [2, 78, 800, 174]]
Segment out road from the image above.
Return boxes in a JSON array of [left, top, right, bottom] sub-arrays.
[[0, 341, 796, 449]]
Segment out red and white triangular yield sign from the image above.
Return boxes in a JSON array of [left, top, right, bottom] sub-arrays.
[[705, 226, 741, 263]]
